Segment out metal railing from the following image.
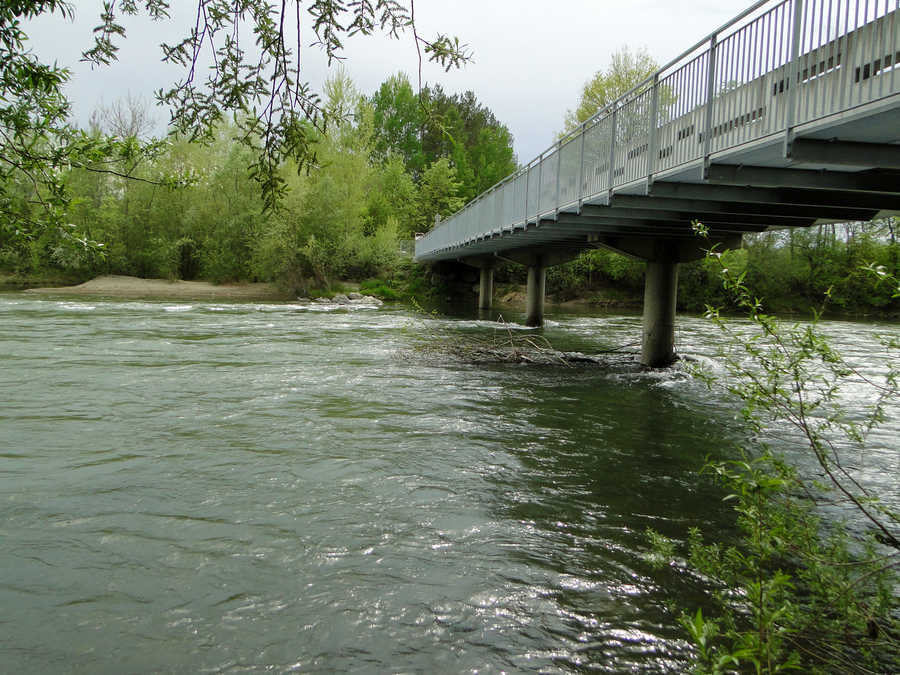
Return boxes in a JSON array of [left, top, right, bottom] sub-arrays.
[[416, 0, 900, 260]]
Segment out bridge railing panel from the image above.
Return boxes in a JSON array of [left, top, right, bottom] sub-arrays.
[[615, 88, 654, 186], [472, 203, 482, 242], [524, 162, 536, 222], [539, 150, 560, 218], [416, 0, 900, 261], [511, 172, 527, 227], [654, 51, 709, 174], [481, 190, 493, 239], [493, 186, 504, 234], [559, 134, 581, 211], [708, 2, 784, 153], [581, 115, 613, 202]]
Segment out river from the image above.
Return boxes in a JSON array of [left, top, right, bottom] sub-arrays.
[[1, 294, 896, 673]]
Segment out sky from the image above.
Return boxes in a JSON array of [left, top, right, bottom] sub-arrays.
[[25, 0, 756, 163]]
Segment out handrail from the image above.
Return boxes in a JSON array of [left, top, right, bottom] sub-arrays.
[[456, 0, 777, 213], [417, 0, 900, 260]]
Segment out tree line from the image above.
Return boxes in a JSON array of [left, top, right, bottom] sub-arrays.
[[0, 70, 517, 294]]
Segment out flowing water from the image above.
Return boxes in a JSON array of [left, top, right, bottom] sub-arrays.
[[0, 294, 897, 673]]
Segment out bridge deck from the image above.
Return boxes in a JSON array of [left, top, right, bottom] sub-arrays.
[[415, 0, 900, 263]]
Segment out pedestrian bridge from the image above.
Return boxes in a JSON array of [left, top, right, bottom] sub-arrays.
[[414, 0, 900, 365]]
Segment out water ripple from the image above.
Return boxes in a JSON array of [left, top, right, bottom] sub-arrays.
[[0, 294, 896, 672]]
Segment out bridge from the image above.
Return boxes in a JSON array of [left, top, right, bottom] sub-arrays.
[[414, 0, 900, 366]]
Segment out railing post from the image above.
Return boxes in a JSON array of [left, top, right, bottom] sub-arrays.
[[784, 0, 805, 156], [524, 164, 531, 225], [554, 140, 562, 218], [607, 108, 618, 201], [536, 153, 544, 222], [702, 33, 718, 178], [647, 72, 660, 190], [577, 123, 586, 210]]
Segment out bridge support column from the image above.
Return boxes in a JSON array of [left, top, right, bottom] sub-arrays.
[[525, 260, 546, 327], [478, 265, 494, 311], [641, 261, 679, 368]]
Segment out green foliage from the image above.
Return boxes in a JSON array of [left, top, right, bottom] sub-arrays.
[[418, 158, 464, 231], [676, 222, 900, 317], [1, 0, 472, 259], [364, 157, 419, 236], [563, 46, 658, 132], [370, 73, 427, 174], [369, 74, 518, 202], [4, 65, 514, 293], [670, 226, 900, 673], [544, 249, 645, 301], [359, 277, 402, 301]]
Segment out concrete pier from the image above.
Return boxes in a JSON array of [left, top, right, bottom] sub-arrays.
[[525, 260, 546, 327], [478, 266, 494, 311], [640, 261, 679, 367]]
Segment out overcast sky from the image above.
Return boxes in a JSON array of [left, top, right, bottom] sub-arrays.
[[26, 0, 755, 163]]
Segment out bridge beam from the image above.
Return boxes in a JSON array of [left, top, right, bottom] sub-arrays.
[[789, 140, 900, 170], [649, 181, 900, 211], [706, 165, 900, 193], [525, 258, 546, 328]]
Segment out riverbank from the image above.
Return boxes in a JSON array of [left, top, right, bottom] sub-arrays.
[[12, 274, 897, 321], [21, 275, 292, 301]]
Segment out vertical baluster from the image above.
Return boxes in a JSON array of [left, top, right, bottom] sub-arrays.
[[725, 32, 736, 149], [577, 123, 586, 209], [524, 164, 531, 225], [865, 0, 875, 102], [824, 0, 835, 117], [554, 141, 562, 217], [838, 0, 851, 111], [785, 0, 805, 155], [740, 24, 749, 143], [765, 7, 776, 133], [877, 0, 888, 98], [854, 0, 862, 106], [703, 34, 718, 175], [812, 0, 824, 118], [892, 0, 898, 96], [607, 109, 617, 197], [647, 73, 660, 187]]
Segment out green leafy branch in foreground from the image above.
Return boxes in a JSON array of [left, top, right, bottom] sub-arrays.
[[647, 221, 900, 674], [3, 1, 473, 248]]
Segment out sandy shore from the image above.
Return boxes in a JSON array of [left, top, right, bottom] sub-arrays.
[[23, 275, 291, 301]]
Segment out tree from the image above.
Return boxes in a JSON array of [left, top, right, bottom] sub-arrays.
[[0, 1, 471, 252], [418, 157, 462, 231], [370, 73, 427, 175], [89, 94, 156, 140], [418, 84, 516, 200], [370, 76, 516, 202], [562, 46, 657, 133]]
